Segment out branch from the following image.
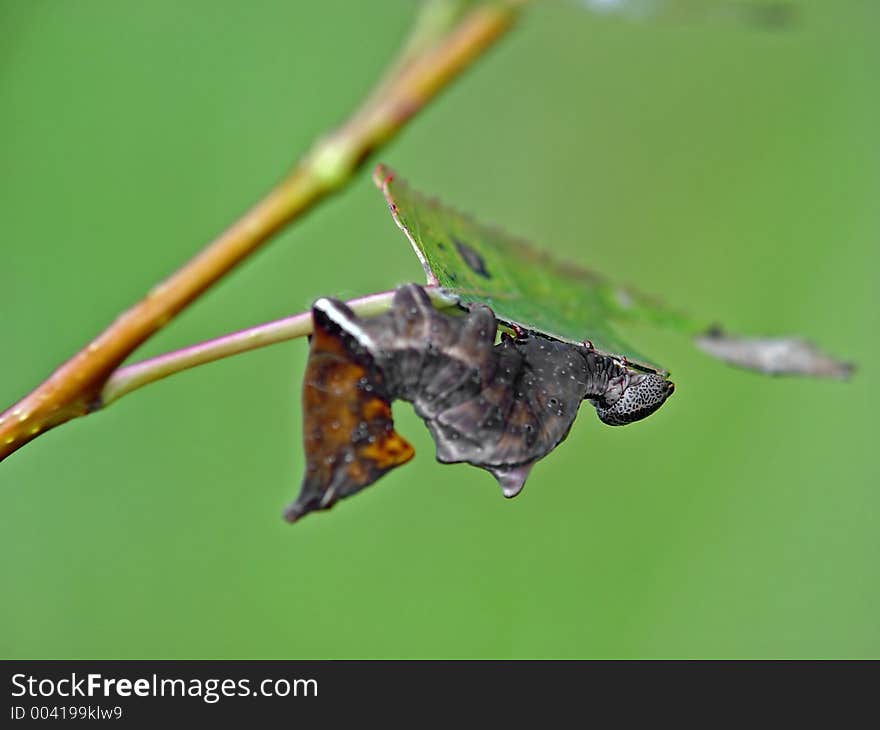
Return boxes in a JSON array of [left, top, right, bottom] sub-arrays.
[[0, 1, 521, 462], [100, 287, 459, 407]]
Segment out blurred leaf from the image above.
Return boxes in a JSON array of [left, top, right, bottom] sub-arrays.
[[377, 0, 517, 89], [695, 329, 854, 379], [373, 163, 853, 379], [403, 0, 494, 52], [574, 0, 799, 32]]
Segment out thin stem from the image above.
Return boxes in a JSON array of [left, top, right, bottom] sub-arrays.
[[100, 287, 459, 407], [0, 2, 521, 462]]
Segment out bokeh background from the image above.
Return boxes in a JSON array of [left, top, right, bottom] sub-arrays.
[[1, 0, 877, 658]]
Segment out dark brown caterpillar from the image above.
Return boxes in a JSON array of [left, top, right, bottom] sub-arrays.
[[284, 284, 674, 523]]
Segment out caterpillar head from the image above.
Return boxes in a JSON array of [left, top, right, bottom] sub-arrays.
[[592, 372, 675, 426]]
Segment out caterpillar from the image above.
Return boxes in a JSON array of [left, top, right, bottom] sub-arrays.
[[285, 284, 674, 522]]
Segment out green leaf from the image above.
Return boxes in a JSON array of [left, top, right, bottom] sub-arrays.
[[373, 164, 693, 370], [373, 164, 853, 379]]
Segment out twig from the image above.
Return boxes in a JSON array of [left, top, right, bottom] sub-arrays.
[[0, 2, 520, 462], [100, 287, 459, 407]]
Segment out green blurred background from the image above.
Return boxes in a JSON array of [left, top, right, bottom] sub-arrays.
[[1, 0, 877, 658]]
